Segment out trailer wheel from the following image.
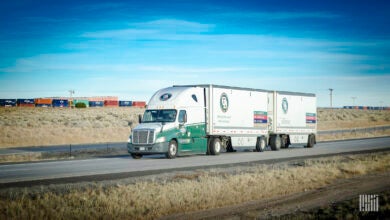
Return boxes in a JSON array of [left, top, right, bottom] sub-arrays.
[[166, 140, 178, 159], [281, 135, 289, 148], [209, 138, 221, 155], [270, 135, 281, 151], [285, 135, 290, 148], [256, 136, 267, 152], [306, 134, 315, 148], [280, 136, 286, 149], [226, 139, 235, 152], [131, 153, 143, 159]]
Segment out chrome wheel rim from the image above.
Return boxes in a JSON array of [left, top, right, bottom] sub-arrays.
[[215, 141, 221, 153], [261, 139, 266, 150], [276, 138, 281, 148], [170, 144, 177, 155]]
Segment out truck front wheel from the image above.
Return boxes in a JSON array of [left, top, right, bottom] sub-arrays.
[[166, 140, 178, 159], [270, 135, 281, 151], [131, 153, 143, 159], [209, 138, 221, 155]]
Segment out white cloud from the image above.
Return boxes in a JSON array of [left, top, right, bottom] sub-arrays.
[[133, 19, 215, 32], [221, 11, 341, 20], [0, 54, 138, 73], [137, 65, 249, 74], [81, 19, 214, 40], [209, 49, 368, 62], [82, 29, 158, 39]]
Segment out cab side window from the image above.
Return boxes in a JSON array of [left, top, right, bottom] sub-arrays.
[[178, 110, 187, 123], [192, 94, 198, 102]]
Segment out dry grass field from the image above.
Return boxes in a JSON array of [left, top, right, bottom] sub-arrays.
[[0, 108, 389, 219], [1, 152, 389, 219], [0, 107, 144, 148], [0, 107, 389, 148], [317, 108, 390, 130]]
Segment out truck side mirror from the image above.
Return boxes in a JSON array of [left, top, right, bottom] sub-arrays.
[[138, 114, 142, 123], [179, 110, 187, 125]]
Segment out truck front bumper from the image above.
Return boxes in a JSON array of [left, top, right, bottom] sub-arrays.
[[127, 142, 169, 155]]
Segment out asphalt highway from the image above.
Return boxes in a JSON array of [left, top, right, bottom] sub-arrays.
[[0, 137, 389, 185]]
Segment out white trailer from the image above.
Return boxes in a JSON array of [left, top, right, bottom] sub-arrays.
[[205, 85, 269, 153], [267, 91, 317, 150], [127, 85, 316, 159]]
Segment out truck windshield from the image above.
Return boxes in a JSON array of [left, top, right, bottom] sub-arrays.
[[142, 109, 177, 123]]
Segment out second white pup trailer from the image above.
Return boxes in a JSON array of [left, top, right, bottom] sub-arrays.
[[127, 85, 316, 159], [267, 90, 317, 150]]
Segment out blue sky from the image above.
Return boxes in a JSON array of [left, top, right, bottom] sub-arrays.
[[0, 0, 389, 107]]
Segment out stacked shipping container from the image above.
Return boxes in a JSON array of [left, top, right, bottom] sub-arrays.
[[88, 96, 117, 101], [132, 101, 146, 107], [343, 106, 389, 110], [35, 98, 52, 107], [52, 99, 69, 108], [119, 101, 132, 107], [72, 100, 89, 107], [104, 100, 119, 107], [2, 96, 149, 108], [89, 101, 104, 107], [0, 99, 17, 107], [17, 99, 35, 107]]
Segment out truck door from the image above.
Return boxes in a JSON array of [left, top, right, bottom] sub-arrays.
[[177, 110, 192, 152]]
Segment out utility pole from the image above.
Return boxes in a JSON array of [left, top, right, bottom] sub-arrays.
[[351, 97, 357, 106], [329, 88, 333, 108], [69, 90, 75, 108]]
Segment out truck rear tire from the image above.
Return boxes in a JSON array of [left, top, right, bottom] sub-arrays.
[[226, 139, 235, 152], [166, 140, 178, 159], [306, 134, 315, 148], [256, 136, 267, 152], [209, 138, 221, 155], [270, 135, 281, 151], [285, 135, 290, 148], [131, 153, 143, 159], [281, 135, 289, 148]]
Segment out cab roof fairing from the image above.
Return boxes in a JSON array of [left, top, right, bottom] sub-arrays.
[[146, 86, 203, 110]]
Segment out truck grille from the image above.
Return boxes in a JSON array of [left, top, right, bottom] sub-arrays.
[[133, 130, 154, 144]]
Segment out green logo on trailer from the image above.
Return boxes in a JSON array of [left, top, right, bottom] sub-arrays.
[[282, 97, 288, 114], [220, 93, 229, 113], [159, 93, 172, 101]]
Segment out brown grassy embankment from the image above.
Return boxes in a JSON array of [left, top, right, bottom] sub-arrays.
[[317, 108, 390, 130], [1, 152, 389, 219], [0, 107, 144, 148], [0, 107, 389, 148], [317, 108, 390, 141]]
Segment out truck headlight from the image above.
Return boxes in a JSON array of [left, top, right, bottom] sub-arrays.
[[128, 136, 132, 143], [155, 136, 166, 143]]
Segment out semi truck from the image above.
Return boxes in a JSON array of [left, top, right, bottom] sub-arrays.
[[127, 85, 317, 159]]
